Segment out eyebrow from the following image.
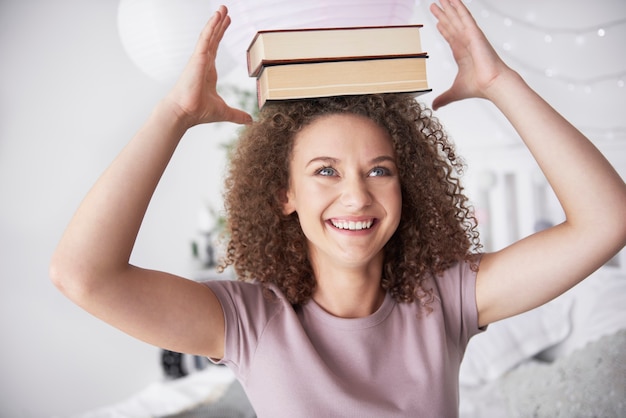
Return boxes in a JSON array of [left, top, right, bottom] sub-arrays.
[[305, 157, 337, 167], [305, 155, 396, 167]]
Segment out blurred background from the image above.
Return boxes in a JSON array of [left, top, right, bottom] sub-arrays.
[[0, 0, 624, 416]]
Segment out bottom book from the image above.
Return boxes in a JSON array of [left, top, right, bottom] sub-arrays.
[[256, 55, 431, 108]]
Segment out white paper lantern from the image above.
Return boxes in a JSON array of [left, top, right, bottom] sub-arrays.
[[118, 0, 235, 83], [118, 0, 416, 83]]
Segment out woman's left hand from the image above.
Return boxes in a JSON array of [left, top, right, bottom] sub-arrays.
[[429, 0, 513, 109]]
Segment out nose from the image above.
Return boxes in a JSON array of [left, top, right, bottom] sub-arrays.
[[339, 175, 372, 209]]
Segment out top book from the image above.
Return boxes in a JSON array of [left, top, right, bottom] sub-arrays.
[[246, 24, 424, 77]]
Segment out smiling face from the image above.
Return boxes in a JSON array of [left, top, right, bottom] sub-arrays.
[[283, 113, 402, 273]]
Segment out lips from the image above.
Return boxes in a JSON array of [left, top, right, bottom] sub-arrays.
[[330, 218, 375, 231]]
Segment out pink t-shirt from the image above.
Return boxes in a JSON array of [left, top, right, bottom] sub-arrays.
[[204, 260, 482, 417]]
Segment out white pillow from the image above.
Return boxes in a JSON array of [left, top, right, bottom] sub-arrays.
[[459, 295, 572, 386], [537, 268, 626, 361]]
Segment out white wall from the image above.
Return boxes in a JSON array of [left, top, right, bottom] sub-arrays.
[[0, 0, 624, 417], [0, 1, 248, 416]]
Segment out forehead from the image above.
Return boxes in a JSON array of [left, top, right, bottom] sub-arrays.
[[292, 113, 394, 158]]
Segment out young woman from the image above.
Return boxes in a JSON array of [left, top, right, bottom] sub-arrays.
[[50, 0, 626, 416]]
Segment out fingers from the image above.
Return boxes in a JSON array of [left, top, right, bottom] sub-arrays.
[[212, 6, 231, 52], [431, 0, 481, 40], [430, 0, 469, 23], [194, 5, 230, 57], [449, 0, 478, 28], [431, 88, 454, 111], [430, 0, 463, 42], [225, 107, 254, 125]]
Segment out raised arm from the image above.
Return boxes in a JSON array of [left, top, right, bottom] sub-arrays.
[[49, 6, 250, 358], [430, 0, 626, 326]]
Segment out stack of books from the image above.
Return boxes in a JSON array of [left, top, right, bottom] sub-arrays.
[[246, 25, 431, 108]]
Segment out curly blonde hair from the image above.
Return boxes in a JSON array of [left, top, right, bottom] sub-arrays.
[[220, 94, 481, 306]]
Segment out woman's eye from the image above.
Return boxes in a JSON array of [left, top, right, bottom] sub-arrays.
[[369, 167, 390, 177], [316, 166, 336, 176]]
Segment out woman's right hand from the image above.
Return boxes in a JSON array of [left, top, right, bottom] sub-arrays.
[[163, 5, 252, 128]]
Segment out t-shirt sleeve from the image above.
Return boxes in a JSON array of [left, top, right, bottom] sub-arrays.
[[436, 256, 484, 349], [201, 280, 284, 378]]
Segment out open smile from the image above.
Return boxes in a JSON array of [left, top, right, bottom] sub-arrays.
[[329, 218, 375, 231]]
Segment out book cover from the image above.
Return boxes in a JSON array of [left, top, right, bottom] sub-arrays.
[[247, 24, 424, 77], [256, 54, 430, 108]]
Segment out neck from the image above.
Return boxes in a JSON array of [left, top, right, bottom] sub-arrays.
[[311, 260, 386, 319]]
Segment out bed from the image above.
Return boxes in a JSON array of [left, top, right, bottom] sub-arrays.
[[75, 266, 625, 418], [458, 267, 626, 417]]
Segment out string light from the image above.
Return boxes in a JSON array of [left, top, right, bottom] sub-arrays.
[[455, 0, 626, 142], [423, 1, 626, 144], [498, 50, 626, 88], [469, 0, 626, 92], [477, 0, 626, 35]]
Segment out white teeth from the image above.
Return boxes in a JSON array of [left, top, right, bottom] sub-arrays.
[[331, 219, 374, 230]]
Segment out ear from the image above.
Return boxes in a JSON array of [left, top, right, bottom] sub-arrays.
[[280, 188, 296, 215]]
